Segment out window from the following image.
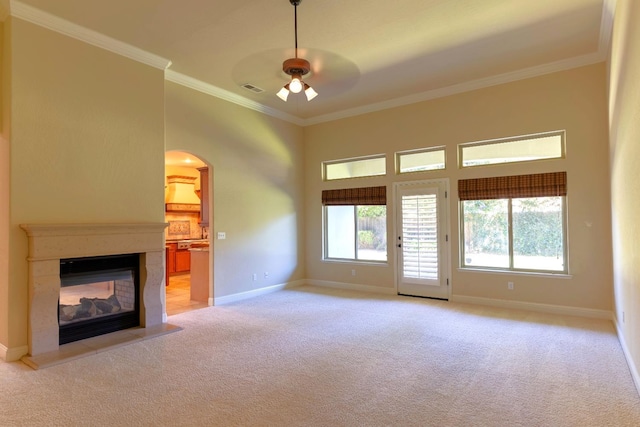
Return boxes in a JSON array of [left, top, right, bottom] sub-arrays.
[[323, 186, 387, 262], [396, 147, 446, 173], [324, 155, 386, 181], [459, 172, 567, 273], [459, 131, 564, 168]]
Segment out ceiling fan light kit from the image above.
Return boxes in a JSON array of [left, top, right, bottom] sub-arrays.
[[304, 84, 318, 101], [276, 85, 290, 101], [278, 0, 317, 102]]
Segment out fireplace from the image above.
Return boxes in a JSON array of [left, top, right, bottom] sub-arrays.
[[59, 254, 141, 345], [20, 223, 173, 361]]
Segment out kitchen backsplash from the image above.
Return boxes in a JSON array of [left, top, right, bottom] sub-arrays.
[[165, 212, 204, 240]]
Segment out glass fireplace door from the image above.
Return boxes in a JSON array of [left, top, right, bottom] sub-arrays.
[[59, 254, 140, 345]]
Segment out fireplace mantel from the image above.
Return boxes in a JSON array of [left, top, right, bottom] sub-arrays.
[[21, 223, 169, 260], [20, 223, 170, 360]]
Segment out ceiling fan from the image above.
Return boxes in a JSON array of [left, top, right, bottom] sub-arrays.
[[276, 0, 318, 102]]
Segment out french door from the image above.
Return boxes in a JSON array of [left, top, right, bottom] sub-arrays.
[[395, 180, 449, 300]]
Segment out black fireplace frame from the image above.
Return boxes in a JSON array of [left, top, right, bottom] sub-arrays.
[[59, 253, 141, 345]]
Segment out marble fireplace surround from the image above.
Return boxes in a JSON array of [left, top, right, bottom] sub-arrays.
[[20, 223, 179, 367]]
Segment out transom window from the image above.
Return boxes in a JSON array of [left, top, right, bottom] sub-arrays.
[[459, 172, 567, 274], [459, 131, 564, 168], [323, 155, 386, 181], [396, 147, 446, 173]]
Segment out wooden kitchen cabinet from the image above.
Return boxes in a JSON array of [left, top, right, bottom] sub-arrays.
[[167, 243, 177, 274], [175, 249, 191, 273], [166, 243, 190, 276], [197, 166, 209, 227]]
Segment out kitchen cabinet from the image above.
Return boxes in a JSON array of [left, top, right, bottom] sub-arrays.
[[167, 243, 177, 274], [197, 166, 209, 227], [175, 249, 191, 272], [166, 242, 190, 274]]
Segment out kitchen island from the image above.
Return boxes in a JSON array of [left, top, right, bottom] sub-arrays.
[[189, 246, 209, 303]]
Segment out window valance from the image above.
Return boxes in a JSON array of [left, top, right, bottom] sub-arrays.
[[458, 172, 566, 201], [322, 186, 387, 206]]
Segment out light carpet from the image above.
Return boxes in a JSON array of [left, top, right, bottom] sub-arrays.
[[1, 285, 639, 426]]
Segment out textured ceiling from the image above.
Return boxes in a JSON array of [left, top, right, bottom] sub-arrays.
[[12, 0, 611, 124]]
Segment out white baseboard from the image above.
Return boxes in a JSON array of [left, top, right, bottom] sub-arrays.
[[450, 295, 613, 320], [217, 279, 610, 320], [0, 343, 29, 362], [305, 279, 396, 295], [614, 317, 640, 397], [213, 280, 305, 305]]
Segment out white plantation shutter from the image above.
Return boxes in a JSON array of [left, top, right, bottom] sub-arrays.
[[402, 194, 438, 280]]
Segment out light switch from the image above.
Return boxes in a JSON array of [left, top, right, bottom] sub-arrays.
[[217, 232, 226, 240]]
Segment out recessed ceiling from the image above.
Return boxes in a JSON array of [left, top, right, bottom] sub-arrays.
[[11, 0, 613, 124]]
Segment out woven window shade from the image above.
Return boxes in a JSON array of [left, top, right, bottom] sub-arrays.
[[322, 186, 387, 206], [458, 172, 566, 201]]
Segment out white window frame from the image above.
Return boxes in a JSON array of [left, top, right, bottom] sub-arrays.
[[323, 205, 388, 264], [459, 196, 568, 274], [323, 154, 386, 181], [396, 146, 446, 174], [458, 130, 565, 168]]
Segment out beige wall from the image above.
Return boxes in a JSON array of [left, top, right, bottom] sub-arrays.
[[609, 0, 640, 384], [1, 18, 166, 356], [305, 63, 612, 311], [164, 81, 306, 299]]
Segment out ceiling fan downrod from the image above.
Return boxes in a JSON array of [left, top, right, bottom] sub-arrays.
[[283, 0, 309, 77], [291, 0, 300, 58]]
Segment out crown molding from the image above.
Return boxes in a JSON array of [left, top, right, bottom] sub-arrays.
[[174, 0, 614, 128], [9, 0, 171, 70], [4, 0, 615, 128], [304, 52, 605, 126], [167, 48, 606, 128], [303, 0, 615, 126], [165, 69, 306, 126]]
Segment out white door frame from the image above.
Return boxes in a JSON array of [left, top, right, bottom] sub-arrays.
[[393, 179, 451, 299]]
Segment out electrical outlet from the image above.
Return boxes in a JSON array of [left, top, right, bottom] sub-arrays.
[[252, 273, 257, 281], [508, 281, 514, 290], [351, 269, 356, 276], [264, 271, 269, 279]]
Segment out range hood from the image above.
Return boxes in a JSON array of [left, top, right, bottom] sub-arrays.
[[165, 175, 201, 212]]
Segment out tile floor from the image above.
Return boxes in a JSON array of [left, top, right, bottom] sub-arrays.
[[166, 273, 209, 316]]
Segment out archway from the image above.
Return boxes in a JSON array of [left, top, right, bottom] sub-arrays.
[[164, 150, 213, 316]]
